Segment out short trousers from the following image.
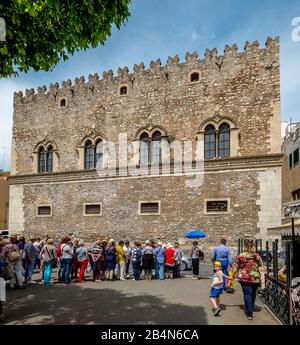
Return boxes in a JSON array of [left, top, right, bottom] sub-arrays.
[[210, 287, 222, 298]]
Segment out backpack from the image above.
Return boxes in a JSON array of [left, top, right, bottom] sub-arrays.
[[7, 245, 21, 262], [135, 248, 142, 261], [56, 243, 64, 258]]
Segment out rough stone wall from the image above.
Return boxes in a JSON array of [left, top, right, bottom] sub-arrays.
[[19, 169, 262, 246], [11, 37, 280, 176]]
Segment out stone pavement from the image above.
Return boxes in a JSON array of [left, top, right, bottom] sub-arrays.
[[2, 265, 278, 325]]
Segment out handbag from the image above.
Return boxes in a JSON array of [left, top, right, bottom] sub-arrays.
[[3, 264, 14, 281]]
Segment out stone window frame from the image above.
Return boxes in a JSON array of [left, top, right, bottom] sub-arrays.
[[119, 84, 129, 96], [204, 198, 231, 215], [36, 205, 53, 218], [78, 133, 107, 170], [33, 140, 59, 174], [134, 125, 169, 167], [188, 70, 201, 84], [138, 200, 161, 216], [197, 114, 240, 158], [83, 202, 103, 217], [58, 97, 68, 108]]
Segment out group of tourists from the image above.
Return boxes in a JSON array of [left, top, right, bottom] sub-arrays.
[[0, 233, 266, 322]]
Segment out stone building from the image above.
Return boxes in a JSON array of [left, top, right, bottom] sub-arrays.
[[9, 36, 283, 247], [0, 170, 9, 231], [282, 122, 300, 203]]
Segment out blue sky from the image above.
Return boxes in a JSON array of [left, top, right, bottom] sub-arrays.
[[0, 0, 300, 170]]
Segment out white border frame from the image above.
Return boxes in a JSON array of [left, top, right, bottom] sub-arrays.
[[138, 200, 161, 216], [83, 202, 103, 217]]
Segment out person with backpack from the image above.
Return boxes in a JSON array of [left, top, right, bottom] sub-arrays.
[[131, 241, 142, 280], [154, 241, 165, 280], [190, 241, 204, 280], [1, 234, 24, 289], [24, 237, 38, 283]]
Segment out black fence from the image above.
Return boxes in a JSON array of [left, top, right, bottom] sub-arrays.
[[237, 238, 300, 325]]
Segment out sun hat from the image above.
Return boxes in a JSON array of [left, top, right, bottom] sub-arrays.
[[213, 261, 222, 267]]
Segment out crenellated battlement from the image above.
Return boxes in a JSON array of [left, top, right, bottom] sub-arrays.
[[13, 36, 279, 104]]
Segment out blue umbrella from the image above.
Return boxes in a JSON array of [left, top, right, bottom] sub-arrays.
[[185, 229, 206, 239]]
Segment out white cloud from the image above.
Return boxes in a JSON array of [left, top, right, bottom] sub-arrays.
[[191, 31, 200, 42]]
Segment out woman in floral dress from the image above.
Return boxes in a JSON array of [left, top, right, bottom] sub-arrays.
[[232, 239, 263, 320]]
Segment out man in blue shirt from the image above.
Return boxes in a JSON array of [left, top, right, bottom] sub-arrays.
[[211, 239, 232, 291]]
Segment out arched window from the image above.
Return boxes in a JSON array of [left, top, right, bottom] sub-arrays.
[[140, 132, 150, 166], [47, 145, 53, 173], [151, 131, 162, 164], [84, 140, 94, 170], [120, 86, 127, 95], [190, 72, 200, 83], [218, 123, 230, 157], [38, 145, 54, 173], [95, 139, 103, 169], [38, 147, 47, 173], [59, 98, 67, 108], [204, 125, 216, 159]]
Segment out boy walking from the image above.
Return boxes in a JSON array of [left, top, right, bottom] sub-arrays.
[[210, 261, 232, 316]]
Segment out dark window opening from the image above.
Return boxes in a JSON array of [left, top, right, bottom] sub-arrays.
[[120, 86, 127, 95], [84, 140, 94, 170], [292, 189, 300, 201], [293, 148, 299, 167], [289, 153, 293, 169], [139, 131, 162, 165], [190, 72, 200, 82], [218, 123, 230, 157], [85, 204, 101, 215], [37, 206, 51, 216], [206, 200, 228, 213], [60, 98, 66, 107], [38, 147, 47, 173], [140, 202, 160, 214], [204, 125, 216, 159]]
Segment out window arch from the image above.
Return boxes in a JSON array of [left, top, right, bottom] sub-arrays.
[[84, 140, 94, 170], [38, 145, 53, 173], [140, 132, 150, 166], [95, 139, 103, 169], [84, 138, 104, 170], [120, 85, 128, 95], [204, 125, 216, 159], [190, 72, 200, 83], [59, 97, 67, 108], [47, 145, 53, 172], [139, 131, 162, 165], [151, 131, 162, 164], [218, 123, 230, 157]]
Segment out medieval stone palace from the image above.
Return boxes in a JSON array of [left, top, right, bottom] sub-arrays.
[[9, 37, 282, 246]]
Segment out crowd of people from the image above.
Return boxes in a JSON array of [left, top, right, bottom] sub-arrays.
[[0, 233, 267, 322]]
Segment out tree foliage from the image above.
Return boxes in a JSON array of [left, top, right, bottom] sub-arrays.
[[0, 0, 131, 77]]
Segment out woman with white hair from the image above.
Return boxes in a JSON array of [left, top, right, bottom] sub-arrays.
[[105, 239, 117, 281], [142, 240, 154, 280], [75, 241, 89, 283]]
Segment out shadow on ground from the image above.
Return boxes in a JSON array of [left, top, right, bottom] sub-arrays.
[[4, 283, 208, 325]]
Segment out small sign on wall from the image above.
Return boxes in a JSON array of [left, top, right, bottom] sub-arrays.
[[282, 201, 300, 219]]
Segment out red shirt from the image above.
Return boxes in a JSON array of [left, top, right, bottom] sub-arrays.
[[165, 248, 175, 266]]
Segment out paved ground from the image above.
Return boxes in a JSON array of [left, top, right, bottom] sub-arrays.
[[2, 265, 278, 325]]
